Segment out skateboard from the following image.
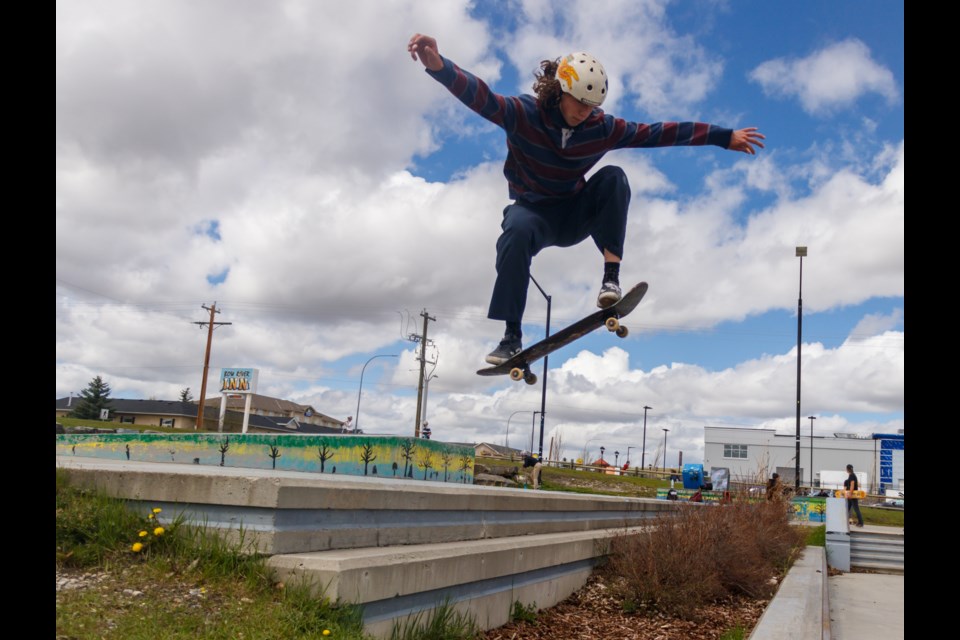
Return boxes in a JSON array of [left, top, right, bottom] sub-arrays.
[[834, 489, 867, 499], [477, 282, 648, 384]]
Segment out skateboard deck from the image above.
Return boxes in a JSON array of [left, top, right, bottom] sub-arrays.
[[477, 282, 648, 384]]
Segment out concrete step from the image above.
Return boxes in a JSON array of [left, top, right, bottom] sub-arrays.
[[267, 527, 642, 638], [57, 456, 671, 554]]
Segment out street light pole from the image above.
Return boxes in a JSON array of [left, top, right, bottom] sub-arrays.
[[355, 354, 398, 432], [641, 405, 652, 472], [531, 411, 541, 453], [795, 246, 807, 491], [808, 415, 817, 487], [506, 410, 533, 449], [530, 275, 551, 459], [626, 446, 634, 469], [661, 428, 669, 472]]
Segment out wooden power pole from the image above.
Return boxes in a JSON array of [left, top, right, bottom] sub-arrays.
[[192, 303, 232, 430]]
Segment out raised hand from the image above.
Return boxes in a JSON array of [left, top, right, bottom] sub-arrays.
[[407, 33, 443, 71], [728, 127, 766, 155]]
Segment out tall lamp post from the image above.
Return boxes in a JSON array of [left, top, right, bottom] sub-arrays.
[[506, 410, 533, 450], [795, 246, 807, 491], [530, 275, 552, 458], [661, 428, 669, 472], [531, 411, 541, 453], [600, 446, 605, 467], [355, 354, 398, 432], [808, 415, 817, 487], [626, 446, 634, 469], [641, 405, 652, 472]]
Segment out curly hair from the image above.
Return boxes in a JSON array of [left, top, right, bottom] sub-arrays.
[[532, 58, 562, 106]]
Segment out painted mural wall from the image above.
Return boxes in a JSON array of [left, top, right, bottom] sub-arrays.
[[55, 433, 475, 484], [654, 487, 827, 522]]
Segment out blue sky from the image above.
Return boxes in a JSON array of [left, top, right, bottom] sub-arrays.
[[56, 0, 903, 465]]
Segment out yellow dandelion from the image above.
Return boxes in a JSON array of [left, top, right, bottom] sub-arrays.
[[322, 631, 331, 637], [139, 531, 148, 537], [153, 526, 165, 536], [148, 513, 155, 520], [132, 542, 144, 553], [153, 508, 162, 514]]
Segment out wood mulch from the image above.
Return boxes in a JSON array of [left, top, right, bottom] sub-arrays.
[[481, 574, 771, 640]]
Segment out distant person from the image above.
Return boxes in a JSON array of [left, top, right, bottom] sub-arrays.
[[766, 473, 782, 501], [689, 487, 703, 503], [844, 464, 864, 527], [522, 451, 542, 490]]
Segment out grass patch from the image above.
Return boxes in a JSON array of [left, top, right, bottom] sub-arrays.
[[56, 468, 373, 639], [387, 599, 480, 640], [804, 525, 826, 547], [862, 505, 904, 527]]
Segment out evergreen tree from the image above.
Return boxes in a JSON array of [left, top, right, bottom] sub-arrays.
[[71, 375, 113, 420], [179, 387, 194, 402]]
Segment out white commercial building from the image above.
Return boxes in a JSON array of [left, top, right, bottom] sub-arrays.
[[703, 426, 904, 494]]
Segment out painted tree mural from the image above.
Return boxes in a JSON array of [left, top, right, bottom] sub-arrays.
[[441, 452, 452, 482], [317, 444, 334, 473], [418, 453, 434, 480], [400, 440, 417, 479], [218, 436, 230, 466], [268, 445, 281, 469], [459, 455, 472, 484], [360, 443, 377, 476]]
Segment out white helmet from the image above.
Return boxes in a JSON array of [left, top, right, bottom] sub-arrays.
[[557, 52, 608, 106]]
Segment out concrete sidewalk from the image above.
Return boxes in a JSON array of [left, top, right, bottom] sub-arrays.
[[828, 571, 904, 640]]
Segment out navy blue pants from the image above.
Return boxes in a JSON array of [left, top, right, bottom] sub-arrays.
[[488, 166, 631, 323]]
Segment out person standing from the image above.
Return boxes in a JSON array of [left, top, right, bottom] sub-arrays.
[[522, 450, 542, 489], [845, 464, 864, 527], [766, 472, 782, 501]]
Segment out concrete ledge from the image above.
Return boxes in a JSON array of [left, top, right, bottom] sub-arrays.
[[268, 527, 642, 638], [57, 456, 671, 554], [749, 546, 827, 640]]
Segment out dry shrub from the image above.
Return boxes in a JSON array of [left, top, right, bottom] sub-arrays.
[[607, 499, 805, 619]]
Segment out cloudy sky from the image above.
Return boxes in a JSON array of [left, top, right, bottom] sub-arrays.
[[56, 0, 904, 466]]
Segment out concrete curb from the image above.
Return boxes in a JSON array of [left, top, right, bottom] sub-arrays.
[[749, 546, 828, 640]]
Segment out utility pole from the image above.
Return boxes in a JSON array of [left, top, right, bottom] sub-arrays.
[[412, 309, 435, 437], [192, 303, 232, 431]]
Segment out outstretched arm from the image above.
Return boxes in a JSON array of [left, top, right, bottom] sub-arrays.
[[728, 127, 766, 155], [408, 33, 443, 72]]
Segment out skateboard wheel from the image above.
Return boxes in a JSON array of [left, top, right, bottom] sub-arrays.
[[605, 317, 620, 332], [524, 373, 538, 386], [616, 326, 629, 338], [509, 368, 524, 382]]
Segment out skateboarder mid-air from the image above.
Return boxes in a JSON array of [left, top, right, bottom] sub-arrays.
[[408, 34, 765, 365]]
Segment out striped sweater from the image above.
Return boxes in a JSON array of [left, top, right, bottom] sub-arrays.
[[427, 56, 733, 202]]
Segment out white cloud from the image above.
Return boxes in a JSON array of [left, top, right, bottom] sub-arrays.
[[56, 2, 902, 461], [749, 39, 899, 115], [507, 0, 723, 118]]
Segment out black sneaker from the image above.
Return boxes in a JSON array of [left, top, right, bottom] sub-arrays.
[[485, 334, 522, 365], [597, 281, 622, 308]]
